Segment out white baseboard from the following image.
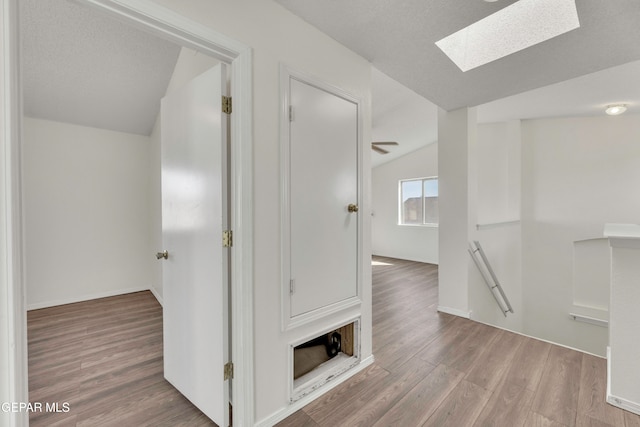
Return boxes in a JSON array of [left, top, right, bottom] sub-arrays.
[[255, 355, 375, 427], [607, 346, 640, 416], [27, 286, 149, 311], [607, 393, 640, 416], [472, 318, 606, 358], [149, 286, 163, 307], [437, 305, 471, 319], [607, 346, 612, 404]]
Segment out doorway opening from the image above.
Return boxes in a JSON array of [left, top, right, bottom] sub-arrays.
[[6, 0, 254, 425]]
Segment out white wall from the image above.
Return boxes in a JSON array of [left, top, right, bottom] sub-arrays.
[[476, 121, 521, 225], [437, 107, 476, 317], [521, 113, 640, 356], [443, 113, 640, 357], [23, 117, 154, 309], [22, 47, 220, 309], [150, 1, 372, 423], [469, 121, 523, 331], [372, 143, 438, 263]]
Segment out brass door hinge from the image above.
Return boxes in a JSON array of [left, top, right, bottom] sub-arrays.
[[223, 230, 233, 247], [222, 96, 232, 114], [224, 362, 234, 380]]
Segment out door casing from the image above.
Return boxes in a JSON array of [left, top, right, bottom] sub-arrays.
[[0, 1, 254, 426]]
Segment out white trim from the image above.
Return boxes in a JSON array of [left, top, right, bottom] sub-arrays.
[[604, 223, 640, 241], [229, 40, 255, 427], [6, 1, 255, 426], [472, 317, 606, 359], [279, 63, 292, 330], [607, 391, 640, 416], [149, 285, 163, 307], [607, 346, 612, 406], [437, 305, 471, 318], [398, 223, 439, 228], [1, 0, 28, 425], [256, 355, 375, 427], [607, 346, 640, 415], [280, 64, 364, 331], [398, 176, 439, 227], [79, 0, 246, 64], [569, 312, 608, 328], [476, 219, 521, 230], [27, 287, 150, 311], [288, 316, 361, 402], [607, 237, 640, 250], [286, 298, 361, 331]]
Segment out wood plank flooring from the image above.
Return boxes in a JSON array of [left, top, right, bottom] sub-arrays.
[[278, 256, 640, 427], [28, 291, 215, 427], [27, 257, 640, 426]]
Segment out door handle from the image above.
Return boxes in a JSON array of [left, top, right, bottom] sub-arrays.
[[156, 250, 168, 260], [347, 204, 359, 213]]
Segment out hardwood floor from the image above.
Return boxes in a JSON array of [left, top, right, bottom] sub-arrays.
[[278, 256, 640, 427], [27, 291, 215, 427], [27, 258, 640, 426]]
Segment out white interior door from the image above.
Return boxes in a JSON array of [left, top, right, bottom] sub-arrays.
[[160, 63, 229, 426], [289, 77, 359, 317]]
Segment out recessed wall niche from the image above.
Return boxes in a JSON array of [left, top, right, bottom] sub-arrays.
[[291, 320, 359, 401]]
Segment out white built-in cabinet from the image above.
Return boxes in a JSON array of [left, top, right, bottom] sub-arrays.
[[604, 224, 640, 417], [280, 65, 363, 400]]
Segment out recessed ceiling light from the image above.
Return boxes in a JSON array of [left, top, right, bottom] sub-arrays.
[[436, 0, 580, 72], [605, 104, 627, 116], [484, 0, 500, 2]]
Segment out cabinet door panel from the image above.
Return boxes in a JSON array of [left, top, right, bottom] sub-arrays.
[[289, 77, 359, 317]]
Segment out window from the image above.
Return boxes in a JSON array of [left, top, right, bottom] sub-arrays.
[[399, 177, 439, 225]]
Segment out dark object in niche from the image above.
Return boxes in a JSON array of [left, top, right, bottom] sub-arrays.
[[296, 332, 342, 359]]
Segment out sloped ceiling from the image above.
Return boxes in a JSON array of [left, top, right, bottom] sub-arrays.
[[275, 0, 640, 111], [19, 0, 640, 165], [372, 68, 438, 167], [20, 0, 181, 136], [372, 58, 640, 167]]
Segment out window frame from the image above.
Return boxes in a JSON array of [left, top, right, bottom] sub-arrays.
[[398, 176, 439, 227]]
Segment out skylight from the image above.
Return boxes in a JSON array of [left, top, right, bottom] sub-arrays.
[[435, 0, 580, 72]]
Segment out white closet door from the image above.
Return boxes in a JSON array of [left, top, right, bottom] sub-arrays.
[[160, 63, 229, 426], [289, 77, 359, 317]]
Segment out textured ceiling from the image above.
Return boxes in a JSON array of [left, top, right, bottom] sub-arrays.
[[477, 59, 640, 123], [274, 0, 640, 111], [19, 0, 640, 162], [372, 58, 640, 167], [372, 68, 437, 167], [20, 0, 181, 136]]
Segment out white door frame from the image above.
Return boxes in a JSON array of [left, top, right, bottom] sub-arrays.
[[0, 1, 254, 426]]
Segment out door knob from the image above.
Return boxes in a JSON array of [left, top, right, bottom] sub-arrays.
[[347, 204, 359, 213], [156, 250, 168, 260]]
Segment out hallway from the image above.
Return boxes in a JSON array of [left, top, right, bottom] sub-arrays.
[[278, 256, 638, 427]]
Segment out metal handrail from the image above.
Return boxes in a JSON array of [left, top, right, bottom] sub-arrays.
[[468, 240, 514, 317]]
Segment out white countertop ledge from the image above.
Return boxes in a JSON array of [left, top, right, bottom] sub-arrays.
[[604, 223, 640, 240]]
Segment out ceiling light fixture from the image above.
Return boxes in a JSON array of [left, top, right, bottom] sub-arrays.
[[436, 0, 580, 72], [605, 104, 627, 116]]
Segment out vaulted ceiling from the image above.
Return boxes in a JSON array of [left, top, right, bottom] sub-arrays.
[[274, 0, 640, 111], [19, 0, 640, 167], [20, 0, 181, 136]]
